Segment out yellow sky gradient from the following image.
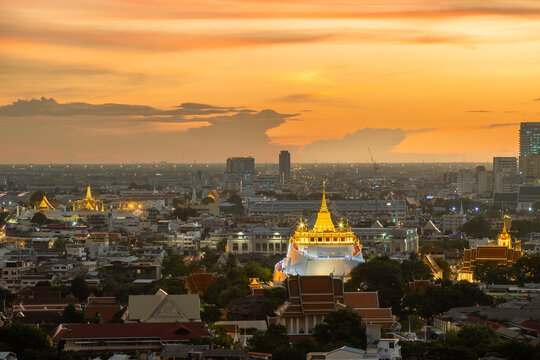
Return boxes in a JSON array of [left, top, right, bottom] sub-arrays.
[[1, 0, 540, 162]]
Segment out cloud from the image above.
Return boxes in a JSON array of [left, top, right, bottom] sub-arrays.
[[299, 128, 407, 162], [534, 98, 540, 101], [0, 97, 299, 163], [0, 97, 246, 119], [465, 110, 491, 113]]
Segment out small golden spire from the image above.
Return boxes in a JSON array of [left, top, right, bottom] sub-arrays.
[[86, 185, 93, 200]]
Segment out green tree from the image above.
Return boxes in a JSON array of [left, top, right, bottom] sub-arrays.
[[216, 238, 228, 252], [54, 237, 72, 250], [474, 261, 511, 284], [434, 258, 452, 280], [201, 196, 215, 205], [31, 212, 51, 225], [63, 304, 86, 323], [459, 216, 496, 239], [147, 278, 187, 295], [513, 254, 540, 284], [0, 211, 10, 227], [71, 275, 90, 301], [171, 207, 198, 221], [162, 254, 188, 277], [201, 305, 222, 323], [0, 288, 16, 307], [261, 287, 288, 317], [401, 258, 432, 282], [0, 322, 53, 359], [313, 309, 366, 350], [243, 262, 272, 282], [345, 256, 404, 312], [29, 190, 47, 207], [248, 324, 290, 355]]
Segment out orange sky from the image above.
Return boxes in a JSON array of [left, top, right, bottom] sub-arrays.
[[1, 0, 540, 163]]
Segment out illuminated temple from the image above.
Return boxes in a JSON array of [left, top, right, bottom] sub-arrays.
[[273, 184, 364, 282], [457, 216, 521, 282], [73, 186, 104, 211]]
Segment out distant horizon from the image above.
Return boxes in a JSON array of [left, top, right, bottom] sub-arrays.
[[0, 161, 496, 166]]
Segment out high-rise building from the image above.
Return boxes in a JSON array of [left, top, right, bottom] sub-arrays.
[[520, 122, 540, 177], [476, 169, 493, 195], [278, 150, 291, 183], [493, 157, 518, 193], [224, 157, 255, 190], [226, 157, 255, 175], [457, 169, 474, 195]]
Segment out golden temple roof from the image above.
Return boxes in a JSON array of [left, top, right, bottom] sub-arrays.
[[37, 195, 55, 210], [313, 182, 336, 232]]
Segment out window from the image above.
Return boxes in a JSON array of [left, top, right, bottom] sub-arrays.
[[242, 243, 248, 251], [269, 244, 274, 252], [232, 243, 239, 251], [256, 243, 261, 251], [262, 243, 267, 252], [389, 342, 394, 349]]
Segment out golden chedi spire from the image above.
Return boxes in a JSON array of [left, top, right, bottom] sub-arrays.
[[497, 216, 512, 248], [85, 185, 93, 200], [313, 182, 336, 232]]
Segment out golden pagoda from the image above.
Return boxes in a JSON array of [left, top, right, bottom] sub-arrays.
[[36, 195, 55, 210], [73, 186, 104, 211], [273, 183, 364, 282], [457, 216, 521, 282]]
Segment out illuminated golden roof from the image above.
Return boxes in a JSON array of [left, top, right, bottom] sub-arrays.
[[38, 195, 55, 210], [313, 182, 336, 232]]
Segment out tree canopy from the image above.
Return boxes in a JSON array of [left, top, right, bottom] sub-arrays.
[[458, 216, 496, 239]]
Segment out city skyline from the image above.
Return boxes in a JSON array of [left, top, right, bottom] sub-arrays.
[[2, 0, 540, 163]]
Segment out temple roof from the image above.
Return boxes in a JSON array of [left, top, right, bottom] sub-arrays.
[[313, 182, 336, 232], [38, 195, 55, 210]]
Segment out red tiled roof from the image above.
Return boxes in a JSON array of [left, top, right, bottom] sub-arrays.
[[353, 308, 394, 324], [53, 322, 210, 341], [85, 305, 123, 321], [87, 297, 117, 305], [344, 292, 379, 308], [299, 276, 333, 293], [520, 320, 540, 334]]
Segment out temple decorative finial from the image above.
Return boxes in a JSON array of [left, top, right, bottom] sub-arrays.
[[86, 185, 92, 200], [321, 181, 328, 211]]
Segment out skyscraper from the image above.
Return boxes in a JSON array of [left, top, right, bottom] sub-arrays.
[[224, 157, 255, 190], [493, 157, 518, 193], [278, 150, 291, 183], [520, 122, 540, 177]]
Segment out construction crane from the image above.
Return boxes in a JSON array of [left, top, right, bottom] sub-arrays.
[[368, 147, 380, 175]]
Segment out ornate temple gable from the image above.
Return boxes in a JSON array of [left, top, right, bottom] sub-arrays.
[[142, 296, 190, 322], [37, 195, 55, 210]]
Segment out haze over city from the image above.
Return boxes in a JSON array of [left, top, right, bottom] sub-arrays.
[[2, 0, 540, 163]]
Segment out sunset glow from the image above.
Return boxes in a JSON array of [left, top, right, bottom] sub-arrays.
[[2, 0, 540, 162]]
